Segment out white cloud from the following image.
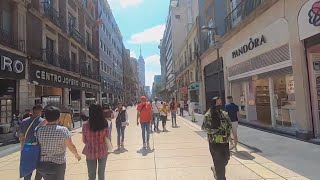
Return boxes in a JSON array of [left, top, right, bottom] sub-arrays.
[[128, 24, 165, 44], [130, 51, 137, 58], [145, 71, 160, 87], [108, 0, 143, 8], [145, 55, 160, 65]]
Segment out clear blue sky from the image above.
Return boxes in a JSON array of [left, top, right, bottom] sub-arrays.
[[108, 0, 170, 87]]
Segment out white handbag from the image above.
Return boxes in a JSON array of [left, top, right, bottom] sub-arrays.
[[105, 137, 113, 153]]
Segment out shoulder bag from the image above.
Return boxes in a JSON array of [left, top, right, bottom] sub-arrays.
[[20, 117, 41, 178]]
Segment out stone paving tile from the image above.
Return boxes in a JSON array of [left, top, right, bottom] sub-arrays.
[[245, 163, 282, 179], [262, 162, 302, 178], [106, 169, 156, 180]]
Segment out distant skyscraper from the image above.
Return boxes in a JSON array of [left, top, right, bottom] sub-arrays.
[[137, 47, 145, 86]]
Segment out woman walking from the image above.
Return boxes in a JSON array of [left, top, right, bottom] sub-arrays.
[[160, 102, 169, 132], [82, 104, 109, 180], [114, 102, 129, 150], [103, 104, 114, 139], [36, 106, 81, 180]]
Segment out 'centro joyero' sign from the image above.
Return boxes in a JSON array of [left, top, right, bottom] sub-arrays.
[[0, 49, 25, 79], [232, 35, 267, 59], [30, 64, 99, 91]]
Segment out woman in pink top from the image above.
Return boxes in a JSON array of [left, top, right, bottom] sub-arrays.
[[82, 104, 109, 180]]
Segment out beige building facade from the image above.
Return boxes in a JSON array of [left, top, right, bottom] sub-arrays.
[[201, 0, 320, 139]]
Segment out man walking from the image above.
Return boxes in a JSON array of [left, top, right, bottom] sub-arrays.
[[137, 96, 152, 149], [169, 98, 178, 127], [179, 99, 184, 116], [202, 97, 232, 180], [19, 104, 47, 180], [152, 97, 161, 132], [225, 96, 240, 151]]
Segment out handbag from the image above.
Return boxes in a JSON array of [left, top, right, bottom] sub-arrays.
[[20, 118, 41, 178], [105, 136, 113, 153]]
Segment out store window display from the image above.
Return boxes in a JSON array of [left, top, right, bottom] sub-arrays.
[[272, 74, 296, 128]]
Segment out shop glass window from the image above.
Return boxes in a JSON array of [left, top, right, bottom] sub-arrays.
[[0, 99, 12, 124], [272, 74, 296, 128]]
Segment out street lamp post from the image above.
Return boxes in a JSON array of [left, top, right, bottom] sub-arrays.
[[201, 26, 223, 99]]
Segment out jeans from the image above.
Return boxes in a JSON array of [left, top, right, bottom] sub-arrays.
[[209, 143, 230, 180], [86, 156, 108, 180], [24, 170, 42, 180], [161, 115, 167, 128], [37, 162, 66, 180], [153, 113, 160, 130], [108, 121, 112, 140], [141, 122, 150, 144], [116, 126, 126, 146], [180, 108, 184, 116], [171, 112, 177, 126]]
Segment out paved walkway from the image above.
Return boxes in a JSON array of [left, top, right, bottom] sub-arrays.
[[0, 108, 309, 180]]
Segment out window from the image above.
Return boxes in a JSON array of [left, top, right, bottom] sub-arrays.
[[68, 13, 76, 28], [100, 61, 103, 70], [1, 4, 12, 34], [207, 18, 214, 46], [100, 40, 103, 48], [82, 0, 88, 7], [86, 31, 90, 44], [175, 15, 180, 19], [103, 44, 106, 52], [104, 62, 107, 72]]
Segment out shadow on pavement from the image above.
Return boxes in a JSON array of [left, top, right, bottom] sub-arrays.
[[239, 142, 263, 153], [137, 148, 155, 156], [232, 151, 255, 160], [112, 148, 128, 154]]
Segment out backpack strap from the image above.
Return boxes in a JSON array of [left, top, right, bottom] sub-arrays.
[[25, 117, 40, 140]]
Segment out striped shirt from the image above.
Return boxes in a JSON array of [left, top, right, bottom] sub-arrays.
[[82, 122, 109, 160]]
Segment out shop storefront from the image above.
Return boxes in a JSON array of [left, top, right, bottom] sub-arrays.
[[298, 0, 320, 138], [0, 49, 26, 140], [189, 82, 200, 102], [29, 63, 100, 112], [225, 18, 297, 133], [0, 49, 26, 125]]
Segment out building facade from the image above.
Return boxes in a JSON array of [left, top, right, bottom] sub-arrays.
[[199, 0, 320, 139], [129, 57, 140, 101], [98, 0, 124, 105], [137, 50, 145, 87]]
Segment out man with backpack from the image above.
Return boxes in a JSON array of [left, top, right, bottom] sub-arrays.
[[202, 97, 232, 180], [169, 98, 178, 127], [19, 104, 47, 180]]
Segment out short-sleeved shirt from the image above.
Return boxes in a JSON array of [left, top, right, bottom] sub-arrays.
[[225, 103, 239, 122], [82, 122, 109, 160], [137, 103, 152, 122], [37, 125, 71, 164], [19, 116, 45, 143], [152, 101, 161, 114]]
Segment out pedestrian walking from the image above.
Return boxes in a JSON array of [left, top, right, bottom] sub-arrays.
[[82, 104, 109, 180], [58, 105, 73, 131], [225, 96, 240, 151], [179, 100, 184, 116], [169, 98, 178, 127], [103, 104, 114, 140], [36, 106, 81, 180], [19, 104, 46, 180], [152, 97, 161, 132], [114, 102, 129, 150], [137, 96, 152, 149], [189, 101, 196, 122], [160, 102, 169, 132], [202, 97, 232, 180]]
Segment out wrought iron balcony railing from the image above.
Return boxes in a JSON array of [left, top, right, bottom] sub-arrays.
[[69, 25, 83, 44], [42, 2, 63, 27], [225, 0, 264, 32], [42, 49, 58, 66], [86, 41, 98, 56], [0, 27, 25, 52]]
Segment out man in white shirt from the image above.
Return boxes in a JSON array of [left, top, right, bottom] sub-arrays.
[[152, 97, 162, 132], [179, 100, 185, 116]]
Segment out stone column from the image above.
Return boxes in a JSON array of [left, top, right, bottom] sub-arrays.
[[81, 90, 86, 109], [18, 79, 30, 113], [63, 88, 69, 107]]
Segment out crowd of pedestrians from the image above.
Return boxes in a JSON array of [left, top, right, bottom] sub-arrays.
[[17, 94, 239, 180]]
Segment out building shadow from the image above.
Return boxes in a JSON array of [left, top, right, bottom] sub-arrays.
[[137, 147, 155, 156]]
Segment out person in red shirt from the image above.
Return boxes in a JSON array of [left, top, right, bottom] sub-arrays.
[[137, 96, 152, 149]]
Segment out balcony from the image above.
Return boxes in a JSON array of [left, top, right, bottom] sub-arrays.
[[0, 28, 25, 52], [41, 49, 80, 73], [42, 2, 63, 28], [225, 0, 264, 32], [86, 41, 98, 57], [80, 64, 99, 81], [69, 25, 83, 44]]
